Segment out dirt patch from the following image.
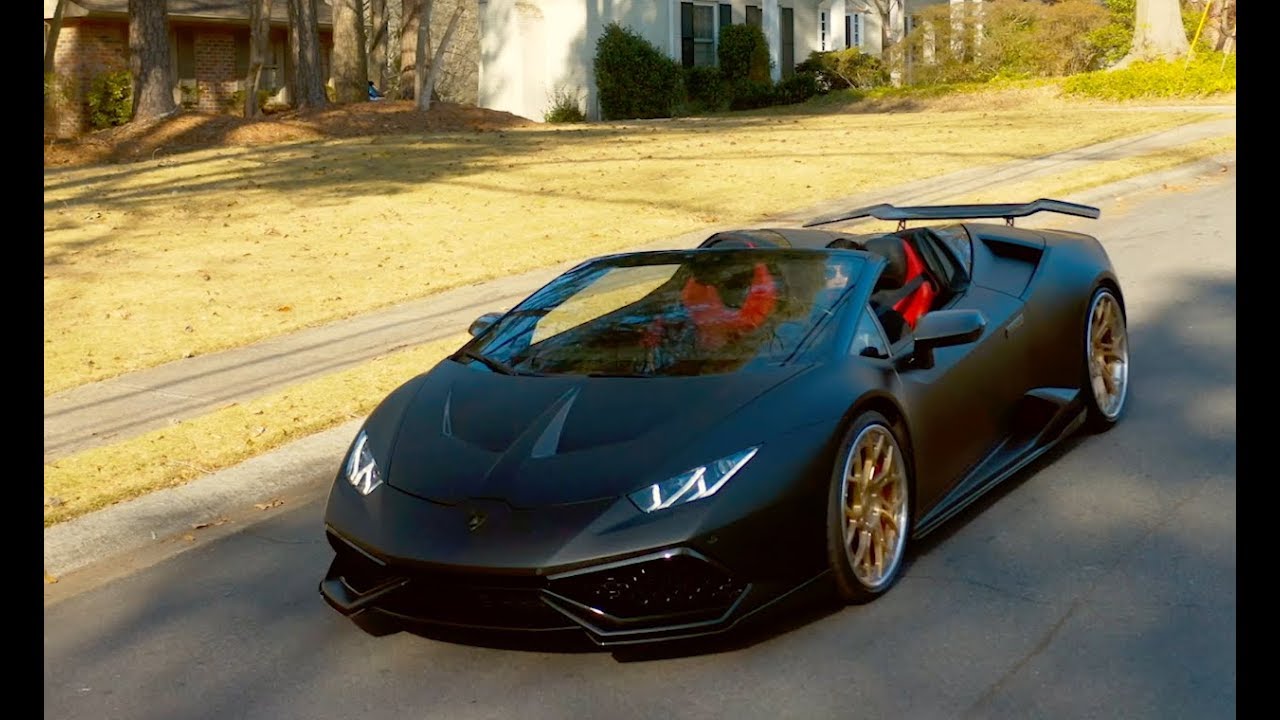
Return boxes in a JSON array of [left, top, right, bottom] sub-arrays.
[[44, 100, 536, 168]]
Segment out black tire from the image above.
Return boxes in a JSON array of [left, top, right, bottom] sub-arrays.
[[1082, 286, 1129, 433], [826, 411, 912, 604]]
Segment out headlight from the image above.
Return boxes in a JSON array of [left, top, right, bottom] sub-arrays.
[[344, 429, 383, 496], [629, 447, 759, 513]]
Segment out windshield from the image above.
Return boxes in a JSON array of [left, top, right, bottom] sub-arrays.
[[457, 249, 866, 377]]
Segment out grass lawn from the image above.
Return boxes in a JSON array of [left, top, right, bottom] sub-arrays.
[[44, 96, 1223, 397]]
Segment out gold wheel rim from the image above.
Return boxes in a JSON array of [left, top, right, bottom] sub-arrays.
[[840, 424, 909, 591], [1087, 290, 1128, 420]]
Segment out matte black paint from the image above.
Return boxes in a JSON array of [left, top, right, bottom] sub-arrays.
[[320, 218, 1124, 645]]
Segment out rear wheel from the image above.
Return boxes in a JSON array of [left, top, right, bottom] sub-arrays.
[[826, 412, 911, 604], [1083, 286, 1129, 432]]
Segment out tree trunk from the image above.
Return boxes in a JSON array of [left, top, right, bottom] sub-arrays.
[[1123, 0, 1190, 63], [331, 0, 368, 103], [369, 0, 389, 90], [128, 0, 178, 122], [45, 0, 66, 75], [286, 0, 328, 108], [245, 0, 272, 118], [419, 3, 463, 112], [399, 0, 422, 99], [414, 0, 432, 109]]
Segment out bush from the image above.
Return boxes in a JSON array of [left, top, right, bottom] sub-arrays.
[[728, 78, 776, 110], [682, 65, 730, 112], [901, 0, 1113, 85], [86, 69, 133, 129], [594, 22, 683, 120], [718, 23, 771, 84], [797, 49, 888, 90], [227, 88, 274, 115], [544, 86, 586, 123], [1061, 51, 1235, 99], [1086, 0, 1136, 66], [772, 71, 822, 105]]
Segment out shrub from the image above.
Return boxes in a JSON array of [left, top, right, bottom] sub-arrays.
[[594, 22, 683, 120], [797, 49, 888, 90], [1086, 0, 1136, 66], [86, 69, 133, 129], [728, 78, 776, 110], [718, 23, 771, 84], [1061, 51, 1235, 99], [772, 71, 822, 105], [544, 86, 586, 123], [682, 65, 730, 112], [227, 88, 274, 115], [901, 0, 1113, 85]]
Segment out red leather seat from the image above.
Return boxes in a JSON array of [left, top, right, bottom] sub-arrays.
[[680, 262, 778, 349], [864, 234, 936, 329]]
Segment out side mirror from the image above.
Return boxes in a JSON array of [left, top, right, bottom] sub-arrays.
[[899, 309, 986, 369], [468, 311, 504, 337]]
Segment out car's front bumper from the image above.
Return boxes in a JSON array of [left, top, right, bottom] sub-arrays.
[[319, 526, 822, 646]]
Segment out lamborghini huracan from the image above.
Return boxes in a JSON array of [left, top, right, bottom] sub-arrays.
[[319, 199, 1129, 646]]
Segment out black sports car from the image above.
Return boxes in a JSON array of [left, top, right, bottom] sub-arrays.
[[319, 199, 1129, 646]]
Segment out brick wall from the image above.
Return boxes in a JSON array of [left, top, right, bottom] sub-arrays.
[[47, 20, 129, 138], [194, 31, 238, 113]]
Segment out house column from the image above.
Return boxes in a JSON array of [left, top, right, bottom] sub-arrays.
[[831, 0, 846, 51], [669, 0, 680, 61], [888, 0, 905, 85], [762, 0, 780, 81]]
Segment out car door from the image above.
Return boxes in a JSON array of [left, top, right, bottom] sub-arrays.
[[883, 283, 1030, 514]]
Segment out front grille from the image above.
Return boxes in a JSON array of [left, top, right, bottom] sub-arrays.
[[327, 535, 571, 630], [377, 580, 570, 630], [548, 552, 748, 623]]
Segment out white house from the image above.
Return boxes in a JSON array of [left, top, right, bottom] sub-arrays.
[[477, 0, 975, 122]]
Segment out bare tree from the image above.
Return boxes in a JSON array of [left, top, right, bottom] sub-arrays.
[[45, 0, 67, 74], [1122, 0, 1190, 63], [415, 0, 464, 111], [286, 0, 328, 108], [1185, 0, 1235, 51], [368, 0, 389, 89], [398, 0, 421, 98], [332, 0, 368, 102], [865, 0, 905, 60], [245, 0, 273, 118], [127, 0, 178, 122]]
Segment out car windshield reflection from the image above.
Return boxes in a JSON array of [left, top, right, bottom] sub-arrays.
[[458, 250, 865, 377]]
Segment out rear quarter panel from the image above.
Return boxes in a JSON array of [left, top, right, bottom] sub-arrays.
[[1019, 228, 1123, 391]]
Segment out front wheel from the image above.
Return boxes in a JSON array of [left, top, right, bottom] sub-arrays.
[[1083, 286, 1129, 432], [826, 412, 912, 604]]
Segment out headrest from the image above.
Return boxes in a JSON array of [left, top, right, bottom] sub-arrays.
[[700, 230, 787, 249], [863, 235, 909, 290]]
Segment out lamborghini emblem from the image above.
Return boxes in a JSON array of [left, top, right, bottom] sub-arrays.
[[467, 511, 487, 532]]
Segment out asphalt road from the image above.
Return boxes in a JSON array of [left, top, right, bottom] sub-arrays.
[[44, 167, 1236, 720]]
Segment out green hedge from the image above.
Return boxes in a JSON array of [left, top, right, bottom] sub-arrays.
[[718, 23, 771, 84], [1061, 51, 1236, 99], [87, 69, 132, 129], [683, 65, 730, 113], [594, 23, 683, 120]]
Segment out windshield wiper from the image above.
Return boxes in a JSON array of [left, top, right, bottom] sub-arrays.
[[457, 349, 519, 376]]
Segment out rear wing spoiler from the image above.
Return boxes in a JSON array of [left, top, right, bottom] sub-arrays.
[[803, 198, 1101, 229]]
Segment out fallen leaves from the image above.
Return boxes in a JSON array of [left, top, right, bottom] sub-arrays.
[[191, 517, 230, 530], [254, 498, 285, 511]]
